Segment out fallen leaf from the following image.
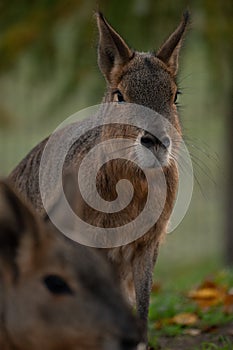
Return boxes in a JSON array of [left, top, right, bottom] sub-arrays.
[[171, 312, 199, 326], [188, 288, 221, 299], [223, 293, 233, 314], [151, 282, 161, 294], [199, 280, 220, 289], [154, 320, 163, 330], [188, 279, 226, 309], [183, 328, 201, 336], [201, 325, 218, 333]]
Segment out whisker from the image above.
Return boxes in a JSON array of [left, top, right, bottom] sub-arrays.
[[177, 72, 193, 85], [171, 150, 193, 176], [184, 135, 219, 163], [172, 136, 219, 187], [108, 144, 136, 156], [171, 152, 208, 198], [191, 157, 216, 186]]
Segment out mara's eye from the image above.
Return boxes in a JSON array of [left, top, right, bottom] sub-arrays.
[[43, 274, 73, 295], [174, 90, 181, 104], [113, 89, 125, 103]]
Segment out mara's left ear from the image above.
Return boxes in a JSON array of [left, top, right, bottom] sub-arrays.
[[96, 12, 133, 83], [156, 11, 190, 76], [0, 181, 41, 274]]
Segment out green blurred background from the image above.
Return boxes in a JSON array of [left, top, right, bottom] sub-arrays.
[[0, 0, 232, 286]]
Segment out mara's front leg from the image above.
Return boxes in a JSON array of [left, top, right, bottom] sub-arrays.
[[132, 243, 159, 347]]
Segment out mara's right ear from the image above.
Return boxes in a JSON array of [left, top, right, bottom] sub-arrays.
[[156, 11, 190, 76], [0, 181, 40, 272], [96, 12, 133, 83]]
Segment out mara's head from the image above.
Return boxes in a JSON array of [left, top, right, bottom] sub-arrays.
[[97, 12, 190, 169], [0, 181, 140, 350]]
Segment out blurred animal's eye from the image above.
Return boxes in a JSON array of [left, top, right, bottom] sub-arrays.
[[43, 275, 73, 295], [174, 90, 181, 104], [113, 89, 125, 103]]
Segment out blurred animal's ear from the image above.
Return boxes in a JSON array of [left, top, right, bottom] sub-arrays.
[[44, 170, 84, 232], [156, 11, 190, 75], [0, 181, 40, 273], [96, 12, 133, 82]]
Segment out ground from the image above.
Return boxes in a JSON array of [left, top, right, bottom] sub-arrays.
[[156, 323, 233, 350], [148, 269, 233, 350]]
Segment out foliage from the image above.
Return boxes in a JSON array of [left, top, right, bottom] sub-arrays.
[[149, 269, 233, 349]]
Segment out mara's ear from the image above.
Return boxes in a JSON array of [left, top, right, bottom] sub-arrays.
[[96, 12, 133, 82], [0, 181, 40, 272], [156, 11, 190, 76]]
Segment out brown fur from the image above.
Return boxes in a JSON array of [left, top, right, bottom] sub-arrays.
[[0, 180, 140, 350], [9, 12, 190, 343]]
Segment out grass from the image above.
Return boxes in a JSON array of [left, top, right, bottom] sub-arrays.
[[195, 337, 233, 350], [148, 268, 233, 350]]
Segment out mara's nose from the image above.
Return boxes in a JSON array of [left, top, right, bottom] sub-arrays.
[[140, 133, 170, 149], [161, 136, 171, 148], [120, 338, 140, 350]]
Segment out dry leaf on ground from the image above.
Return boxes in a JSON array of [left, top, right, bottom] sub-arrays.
[[171, 312, 199, 326], [188, 279, 227, 309], [223, 293, 233, 314], [183, 328, 201, 336]]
